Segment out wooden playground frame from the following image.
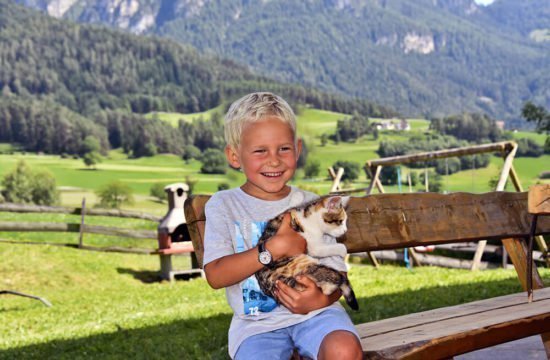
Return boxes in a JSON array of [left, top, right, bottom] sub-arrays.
[[329, 141, 549, 270]]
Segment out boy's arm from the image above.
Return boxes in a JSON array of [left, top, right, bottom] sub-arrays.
[[204, 213, 306, 289], [274, 275, 344, 315]]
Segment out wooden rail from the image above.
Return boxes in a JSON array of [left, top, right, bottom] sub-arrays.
[[0, 222, 156, 239], [0, 203, 161, 221], [0, 201, 160, 252]]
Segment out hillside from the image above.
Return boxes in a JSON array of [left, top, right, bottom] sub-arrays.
[[0, 0, 396, 156], [14, 0, 550, 125]]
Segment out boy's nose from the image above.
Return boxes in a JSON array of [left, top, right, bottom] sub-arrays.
[[267, 153, 281, 166]]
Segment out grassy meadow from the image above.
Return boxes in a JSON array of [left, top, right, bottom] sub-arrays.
[[1, 108, 549, 358], [2, 242, 549, 359], [2, 108, 547, 210]]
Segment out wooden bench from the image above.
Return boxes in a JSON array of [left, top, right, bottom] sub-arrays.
[[183, 187, 550, 359]]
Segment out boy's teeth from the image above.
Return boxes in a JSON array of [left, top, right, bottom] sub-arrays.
[[263, 172, 282, 177]]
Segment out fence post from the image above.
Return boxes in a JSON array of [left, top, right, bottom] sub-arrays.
[[79, 197, 86, 248]]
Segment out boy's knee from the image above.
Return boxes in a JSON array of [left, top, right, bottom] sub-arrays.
[[318, 330, 362, 360]]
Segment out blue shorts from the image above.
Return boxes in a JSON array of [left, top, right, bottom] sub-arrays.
[[234, 308, 358, 360]]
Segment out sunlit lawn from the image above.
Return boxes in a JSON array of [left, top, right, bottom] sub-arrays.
[[1, 242, 548, 359]]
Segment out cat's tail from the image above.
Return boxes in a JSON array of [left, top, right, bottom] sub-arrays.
[[340, 280, 359, 311]]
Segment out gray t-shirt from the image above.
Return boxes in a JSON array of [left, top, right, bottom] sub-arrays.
[[203, 186, 347, 358]]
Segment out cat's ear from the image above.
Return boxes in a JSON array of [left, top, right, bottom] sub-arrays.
[[326, 196, 344, 211], [340, 196, 350, 208]]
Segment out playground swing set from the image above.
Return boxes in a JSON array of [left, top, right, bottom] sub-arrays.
[[329, 140, 549, 270]]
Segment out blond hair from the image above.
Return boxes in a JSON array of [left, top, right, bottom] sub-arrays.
[[224, 92, 296, 149]]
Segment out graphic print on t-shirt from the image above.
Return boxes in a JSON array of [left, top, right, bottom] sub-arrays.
[[234, 221, 278, 315]]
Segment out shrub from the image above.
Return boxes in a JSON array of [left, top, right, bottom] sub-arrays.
[[435, 158, 461, 175], [419, 170, 443, 192], [200, 149, 227, 174], [31, 170, 59, 205], [516, 138, 544, 157], [380, 166, 398, 185], [332, 160, 361, 182], [83, 151, 102, 169], [304, 160, 321, 179], [1, 160, 58, 205], [150, 183, 166, 202], [182, 145, 201, 163], [297, 138, 308, 168], [96, 181, 134, 209], [217, 183, 230, 191]]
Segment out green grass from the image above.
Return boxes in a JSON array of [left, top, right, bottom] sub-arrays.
[[1, 242, 547, 359]]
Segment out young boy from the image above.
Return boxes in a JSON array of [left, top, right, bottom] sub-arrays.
[[203, 92, 362, 359]]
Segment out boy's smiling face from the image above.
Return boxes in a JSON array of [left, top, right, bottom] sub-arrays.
[[225, 116, 301, 201]]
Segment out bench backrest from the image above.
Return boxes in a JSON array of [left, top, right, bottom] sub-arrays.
[[184, 191, 550, 269]]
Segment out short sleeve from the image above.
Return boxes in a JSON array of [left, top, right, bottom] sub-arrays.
[[202, 195, 234, 266]]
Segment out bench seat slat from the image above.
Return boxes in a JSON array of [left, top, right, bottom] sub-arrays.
[[360, 288, 550, 359]]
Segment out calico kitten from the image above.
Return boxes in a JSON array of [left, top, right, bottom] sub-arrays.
[[255, 196, 359, 311]]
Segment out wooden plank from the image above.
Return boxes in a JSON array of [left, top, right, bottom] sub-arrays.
[[357, 287, 550, 337], [0, 222, 156, 239], [360, 250, 508, 269], [0, 203, 161, 221], [502, 237, 545, 291], [342, 191, 550, 253], [359, 288, 550, 359], [330, 167, 344, 192], [184, 191, 550, 268], [529, 184, 550, 215], [184, 195, 209, 268], [365, 141, 515, 168]]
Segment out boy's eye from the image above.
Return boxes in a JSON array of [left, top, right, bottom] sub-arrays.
[[280, 146, 291, 151], [254, 149, 266, 154]]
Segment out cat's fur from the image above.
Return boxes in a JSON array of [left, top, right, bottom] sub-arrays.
[[255, 196, 359, 311]]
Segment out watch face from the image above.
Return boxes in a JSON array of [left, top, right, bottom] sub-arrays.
[[259, 251, 272, 265]]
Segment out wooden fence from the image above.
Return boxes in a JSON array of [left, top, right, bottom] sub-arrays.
[[0, 202, 160, 253]]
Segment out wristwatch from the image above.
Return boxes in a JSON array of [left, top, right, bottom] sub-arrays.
[[258, 242, 273, 267]]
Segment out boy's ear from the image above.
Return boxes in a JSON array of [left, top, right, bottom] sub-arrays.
[[225, 145, 241, 170], [296, 138, 303, 159]]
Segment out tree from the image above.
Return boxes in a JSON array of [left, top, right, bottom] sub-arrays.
[[522, 102, 550, 153], [82, 135, 102, 169], [332, 160, 361, 182], [1, 160, 58, 205], [297, 138, 309, 169], [182, 145, 201, 163], [320, 133, 329, 146], [83, 151, 102, 169], [380, 166, 398, 185], [96, 181, 134, 208], [1, 161, 33, 203], [200, 149, 227, 174], [304, 160, 321, 178], [31, 170, 59, 205], [150, 183, 166, 203], [522, 101, 550, 133], [419, 170, 443, 192]]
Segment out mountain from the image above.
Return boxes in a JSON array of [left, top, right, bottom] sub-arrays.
[[0, 0, 395, 156], [13, 0, 550, 126], [1, 0, 395, 116]]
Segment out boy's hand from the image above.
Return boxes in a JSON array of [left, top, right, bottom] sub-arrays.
[[274, 277, 341, 314], [266, 213, 307, 260]]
